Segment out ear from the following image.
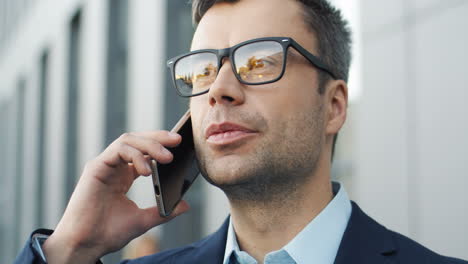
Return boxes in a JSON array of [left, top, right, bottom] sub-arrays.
[[325, 80, 348, 137]]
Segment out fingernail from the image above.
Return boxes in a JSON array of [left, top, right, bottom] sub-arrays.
[[162, 147, 171, 156], [168, 132, 180, 138], [145, 162, 152, 172], [173, 202, 190, 216]]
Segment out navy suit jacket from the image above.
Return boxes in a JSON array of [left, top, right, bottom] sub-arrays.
[[16, 202, 467, 264]]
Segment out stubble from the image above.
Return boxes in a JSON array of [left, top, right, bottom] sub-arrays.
[[195, 102, 325, 204]]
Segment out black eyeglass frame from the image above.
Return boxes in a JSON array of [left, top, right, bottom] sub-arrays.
[[167, 36, 337, 97]]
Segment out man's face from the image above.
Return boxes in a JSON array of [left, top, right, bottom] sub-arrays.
[[190, 0, 328, 200]]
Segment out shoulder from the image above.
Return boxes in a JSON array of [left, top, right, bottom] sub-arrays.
[[122, 219, 229, 264], [388, 230, 468, 264], [121, 234, 213, 264], [339, 202, 467, 264]]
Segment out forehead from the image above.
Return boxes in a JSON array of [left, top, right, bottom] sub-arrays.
[[191, 0, 317, 52]]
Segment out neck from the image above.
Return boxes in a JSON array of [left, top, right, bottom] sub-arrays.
[[227, 164, 333, 263]]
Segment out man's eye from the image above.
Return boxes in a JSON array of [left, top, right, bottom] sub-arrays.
[[261, 59, 276, 68], [248, 57, 266, 69], [250, 58, 277, 71], [203, 68, 212, 76], [196, 64, 217, 79], [204, 64, 216, 75], [252, 58, 264, 69]]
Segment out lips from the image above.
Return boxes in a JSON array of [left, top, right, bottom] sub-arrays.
[[205, 122, 257, 145]]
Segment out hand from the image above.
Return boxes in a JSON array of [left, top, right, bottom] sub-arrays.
[[42, 131, 190, 264]]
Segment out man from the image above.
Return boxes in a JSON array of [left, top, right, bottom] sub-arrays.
[[15, 0, 468, 263]]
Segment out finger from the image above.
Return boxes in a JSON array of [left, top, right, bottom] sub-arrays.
[[109, 155, 152, 181], [127, 163, 143, 180], [96, 130, 181, 174], [139, 201, 190, 231], [101, 143, 152, 176], [120, 145, 154, 176], [127, 131, 182, 148], [137, 156, 153, 178], [119, 134, 176, 165]]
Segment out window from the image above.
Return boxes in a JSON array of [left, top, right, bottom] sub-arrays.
[[103, 0, 128, 262], [0, 98, 17, 262], [37, 50, 49, 227], [14, 78, 26, 252], [105, 0, 128, 146], [0, 100, 8, 259], [64, 10, 82, 204]]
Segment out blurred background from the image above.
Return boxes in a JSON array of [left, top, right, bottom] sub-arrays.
[[0, 0, 467, 263]]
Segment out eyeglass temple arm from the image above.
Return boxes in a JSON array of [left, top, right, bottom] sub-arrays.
[[289, 39, 337, 80]]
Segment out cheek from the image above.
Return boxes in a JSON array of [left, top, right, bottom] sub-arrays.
[[191, 119, 203, 143], [189, 99, 206, 140], [256, 83, 316, 121]]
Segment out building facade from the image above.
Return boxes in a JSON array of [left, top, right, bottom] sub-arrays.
[[0, 0, 467, 263]]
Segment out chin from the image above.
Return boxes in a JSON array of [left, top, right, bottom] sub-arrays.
[[201, 155, 253, 186]]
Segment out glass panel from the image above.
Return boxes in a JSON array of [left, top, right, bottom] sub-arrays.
[[105, 0, 128, 146], [65, 10, 82, 205], [14, 78, 26, 253], [37, 51, 49, 228], [103, 0, 128, 262], [0, 102, 4, 260], [1, 99, 16, 262]]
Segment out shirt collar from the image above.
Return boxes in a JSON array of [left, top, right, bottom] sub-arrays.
[[223, 181, 352, 264], [224, 211, 239, 264]]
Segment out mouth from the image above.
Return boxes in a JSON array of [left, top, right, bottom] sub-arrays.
[[205, 122, 258, 146]]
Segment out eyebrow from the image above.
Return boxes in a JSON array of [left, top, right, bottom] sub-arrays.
[[287, 48, 310, 64]]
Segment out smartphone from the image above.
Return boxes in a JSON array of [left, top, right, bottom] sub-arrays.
[[150, 110, 200, 217]]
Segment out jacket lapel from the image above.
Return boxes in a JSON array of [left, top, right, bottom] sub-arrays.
[[334, 202, 397, 264], [173, 202, 399, 264], [174, 217, 229, 264]]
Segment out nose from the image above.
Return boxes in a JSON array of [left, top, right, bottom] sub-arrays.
[[207, 59, 245, 107]]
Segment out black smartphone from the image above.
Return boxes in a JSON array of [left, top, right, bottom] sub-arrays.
[[150, 110, 200, 217]]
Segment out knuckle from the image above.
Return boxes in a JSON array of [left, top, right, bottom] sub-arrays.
[[128, 148, 144, 161], [152, 130, 169, 141], [152, 140, 163, 150], [134, 151, 145, 159], [114, 141, 127, 152], [146, 139, 162, 153], [158, 143, 169, 153], [119, 132, 133, 141]]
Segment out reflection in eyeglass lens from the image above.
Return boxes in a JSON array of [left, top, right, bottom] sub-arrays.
[[175, 53, 218, 94], [174, 41, 284, 95], [235, 41, 283, 83], [236, 53, 283, 82]]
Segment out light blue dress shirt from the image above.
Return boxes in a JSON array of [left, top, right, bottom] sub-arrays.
[[223, 182, 352, 264]]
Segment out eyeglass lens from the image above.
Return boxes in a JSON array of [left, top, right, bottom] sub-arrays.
[[174, 40, 284, 96]]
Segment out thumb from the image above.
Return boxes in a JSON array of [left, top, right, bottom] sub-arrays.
[[139, 201, 191, 230]]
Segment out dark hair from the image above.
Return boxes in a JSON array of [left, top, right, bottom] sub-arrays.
[[191, 0, 352, 160]]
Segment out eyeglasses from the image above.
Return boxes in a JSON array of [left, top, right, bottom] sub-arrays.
[[167, 36, 336, 97]]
